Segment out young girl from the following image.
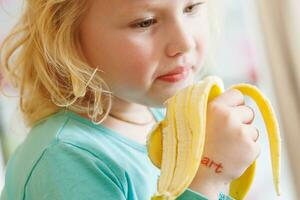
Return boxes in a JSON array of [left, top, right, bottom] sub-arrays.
[[0, 0, 260, 199]]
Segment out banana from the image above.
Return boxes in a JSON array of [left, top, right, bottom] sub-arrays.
[[146, 76, 281, 200]]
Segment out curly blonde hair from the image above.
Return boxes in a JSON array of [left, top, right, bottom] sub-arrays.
[[0, 0, 112, 127]]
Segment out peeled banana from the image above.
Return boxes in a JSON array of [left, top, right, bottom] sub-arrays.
[[146, 76, 281, 200]]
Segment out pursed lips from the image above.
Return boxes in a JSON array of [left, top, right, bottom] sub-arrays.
[[157, 66, 191, 83]]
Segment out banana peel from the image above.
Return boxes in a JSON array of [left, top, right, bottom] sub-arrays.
[[146, 76, 281, 200]]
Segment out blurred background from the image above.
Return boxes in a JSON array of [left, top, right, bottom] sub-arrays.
[[0, 0, 299, 199]]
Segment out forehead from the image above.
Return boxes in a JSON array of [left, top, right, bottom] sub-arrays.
[[94, 0, 182, 11], [120, 0, 211, 19], [86, 0, 206, 20]]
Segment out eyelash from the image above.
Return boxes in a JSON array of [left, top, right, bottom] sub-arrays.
[[132, 2, 205, 29], [133, 18, 158, 29], [185, 2, 204, 14]]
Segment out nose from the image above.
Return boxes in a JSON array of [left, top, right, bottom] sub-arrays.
[[165, 20, 196, 57]]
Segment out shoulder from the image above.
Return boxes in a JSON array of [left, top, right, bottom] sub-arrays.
[[28, 109, 117, 157], [24, 142, 127, 199], [3, 110, 127, 200], [30, 141, 126, 183], [28, 110, 128, 181]]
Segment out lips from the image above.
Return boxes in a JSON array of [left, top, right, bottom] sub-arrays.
[[157, 67, 191, 83]]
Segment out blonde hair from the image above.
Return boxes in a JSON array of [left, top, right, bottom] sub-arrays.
[[0, 0, 112, 127]]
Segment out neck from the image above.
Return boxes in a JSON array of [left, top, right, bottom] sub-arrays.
[[110, 96, 148, 113], [107, 96, 156, 126]]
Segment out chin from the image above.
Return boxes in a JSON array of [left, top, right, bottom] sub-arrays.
[[146, 74, 196, 107], [148, 86, 186, 108]]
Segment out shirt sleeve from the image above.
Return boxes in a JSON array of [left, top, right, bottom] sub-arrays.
[[24, 142, 127, 200]]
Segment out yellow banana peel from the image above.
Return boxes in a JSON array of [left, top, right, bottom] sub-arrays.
[[146, 76, 281, 200]]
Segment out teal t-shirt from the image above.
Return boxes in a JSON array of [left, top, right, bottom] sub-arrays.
[[1, 109, 232, 200]]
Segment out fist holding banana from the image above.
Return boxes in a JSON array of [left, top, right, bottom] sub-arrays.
[[147, 76, 281, 200]]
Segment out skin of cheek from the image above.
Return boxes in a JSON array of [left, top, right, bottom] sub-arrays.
[[105, 34, 159, 98], [92, 33, 160, 105], [80, 20, 168, 106], [79, 4, 156, 91]]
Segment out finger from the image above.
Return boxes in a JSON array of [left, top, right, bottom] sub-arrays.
[[233, 105, 255, 124], [241, 124, 260, 142], [213, 89, 245, 107]]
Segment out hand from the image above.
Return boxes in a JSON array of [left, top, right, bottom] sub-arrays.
[[189, 89, 261, 199]]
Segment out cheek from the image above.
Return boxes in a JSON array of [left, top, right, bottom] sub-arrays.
[[111, 36, 157, 81], [107, 38, 157, 98], [197, 35, 209, 58], [193, 13, 211, 59], [194, 28, 210, 67]]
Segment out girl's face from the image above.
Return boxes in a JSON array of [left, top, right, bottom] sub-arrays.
[[79, 0, 210, 107]]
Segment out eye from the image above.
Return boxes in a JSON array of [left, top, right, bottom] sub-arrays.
[[132, 18, 157, 29], [184, 2, 205, 14]]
